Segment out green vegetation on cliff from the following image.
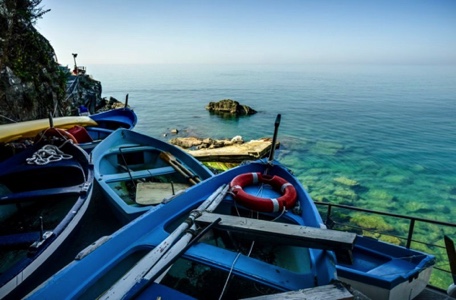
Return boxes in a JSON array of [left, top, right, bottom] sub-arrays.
[[0, 0, 67, 123]]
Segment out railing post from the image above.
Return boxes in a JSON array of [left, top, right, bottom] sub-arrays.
[[326, 205, 332, 227], [406, 219, 415, 248]]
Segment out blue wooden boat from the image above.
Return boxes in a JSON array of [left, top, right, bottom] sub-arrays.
[[68, 107, 137, 153], [0, 131, 94, 298], [336, 236, 435, 300], [91, 128, 214, 223], [26, 157, 350, 299]]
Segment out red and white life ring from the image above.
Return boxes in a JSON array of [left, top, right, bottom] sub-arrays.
[[35, 128, 78, 144], [230, 172, 297, 213]]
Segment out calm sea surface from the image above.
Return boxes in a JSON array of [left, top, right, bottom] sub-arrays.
[[90, 64, 456, 223]]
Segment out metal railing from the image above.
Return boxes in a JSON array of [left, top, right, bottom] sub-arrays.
[[314, 201, 456, 290]]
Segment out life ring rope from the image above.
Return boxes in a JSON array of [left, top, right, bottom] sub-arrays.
[[230, 172, 297, 213]]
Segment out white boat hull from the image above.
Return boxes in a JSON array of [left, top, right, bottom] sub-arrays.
[[339, 265, 433, 300]]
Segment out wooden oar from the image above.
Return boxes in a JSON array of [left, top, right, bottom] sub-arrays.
[[159, 151, 201, 185], [125, 217, 222, 299], [160, 151, 199, 179]]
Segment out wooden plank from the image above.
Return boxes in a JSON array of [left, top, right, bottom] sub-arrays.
[[241, 282, 353, 300], [186, 139, 277, 162], [195, 212, 356, 251], [135, 182, 189, 205]]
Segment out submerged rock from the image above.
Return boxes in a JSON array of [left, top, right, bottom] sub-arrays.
[[403, 201, 431, 213], [206, 99, 257, 116], [310, 141, 344, 155], [362, 232, 401, 246], [350, 213, 394, 232], [365, 189, 395, 202], [334, 188, 359, 201], [333, 176, 360, 187], [384, 175, 412, 184]]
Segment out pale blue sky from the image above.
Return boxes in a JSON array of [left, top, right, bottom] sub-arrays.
[[37, 0, 456, 66]]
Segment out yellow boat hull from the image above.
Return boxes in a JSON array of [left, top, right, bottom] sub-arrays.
[[0, 116, 98, 143]]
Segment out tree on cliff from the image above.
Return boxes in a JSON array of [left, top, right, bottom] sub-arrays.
[[0, 0, 67, 124]]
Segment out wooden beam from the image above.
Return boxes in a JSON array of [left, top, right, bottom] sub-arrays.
[[241, 282, 353, 300], [195, 212, 356, 251]]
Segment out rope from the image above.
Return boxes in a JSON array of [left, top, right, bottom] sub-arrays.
[[26, 144, 73, 165], [0, 114, 18, 123], [218, 252, 242, 300], [34, 128, 73, 145]]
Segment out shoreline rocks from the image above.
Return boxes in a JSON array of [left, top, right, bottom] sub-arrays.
[[169, 136, 245, 150]]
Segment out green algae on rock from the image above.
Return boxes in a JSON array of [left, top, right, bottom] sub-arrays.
[[350, 213, 394, 232], [333, 176, 360, 187]]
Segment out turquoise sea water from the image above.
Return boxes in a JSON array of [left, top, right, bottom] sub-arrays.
[[90, 64, 456, 223]]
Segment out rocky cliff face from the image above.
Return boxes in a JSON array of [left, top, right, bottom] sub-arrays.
[[65, 68, 104, 115], [0, 1, 108, 125], [0, 1, 69, 124]]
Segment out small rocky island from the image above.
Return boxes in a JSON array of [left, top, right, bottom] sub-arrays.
[[206, 99, 257, 116]]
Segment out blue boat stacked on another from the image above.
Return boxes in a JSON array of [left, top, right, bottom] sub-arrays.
[[337, 236, 435, 300], [68, 107, 137, 153], [0, 107, 137, 162], [0, 129, 94, 298]]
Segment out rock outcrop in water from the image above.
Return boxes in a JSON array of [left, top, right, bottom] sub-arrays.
[[206, 99, 257, 116]]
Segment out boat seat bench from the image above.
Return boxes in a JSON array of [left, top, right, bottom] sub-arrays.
[[102, 166, 176, 182], [0, 184, 85, 204], [196, 212, 357, 252], [110, 145, 158, 155], [367, 258, 416, 276], [0, 232, 41, 248], [85, 127, 116, 134]]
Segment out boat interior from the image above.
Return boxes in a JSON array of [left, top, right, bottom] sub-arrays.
[[99, 146, 195, 206]]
